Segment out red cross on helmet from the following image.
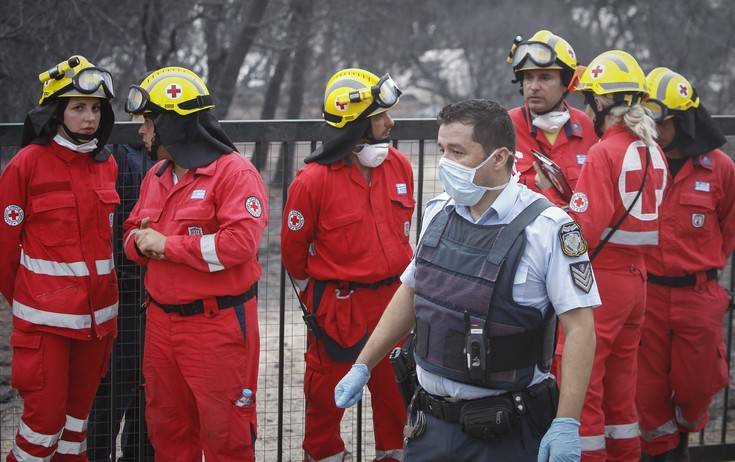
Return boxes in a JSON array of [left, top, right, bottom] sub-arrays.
[[642, 67, 700, 123], [125, 67, 214, 116]]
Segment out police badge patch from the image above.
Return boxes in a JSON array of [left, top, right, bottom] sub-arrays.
[[570, 261, 594, 293], [692, 213, 705, 228], [558, 221, 588, 257]]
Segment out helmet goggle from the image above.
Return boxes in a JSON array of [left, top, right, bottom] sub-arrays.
[[643, 99, 670, 123], [511, 41, 557, 70], [334, 73, 402, 110], [69, 67, 115, 98], [125, 84, 213, 115]]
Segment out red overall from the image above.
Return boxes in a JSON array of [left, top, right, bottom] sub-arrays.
[[637, 149, 735, 455], [281, 148, 414, 461], [1, 140, 118, 461], [123, 153, 267, 461], [565, 125, 668, 461], [510, 103, 598, 207]]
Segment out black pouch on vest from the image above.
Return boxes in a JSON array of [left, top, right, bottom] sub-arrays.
[[524, 378, 559, 437], [459, 396, 519, 440]]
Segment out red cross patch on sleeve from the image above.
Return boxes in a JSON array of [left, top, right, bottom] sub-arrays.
[[4, 204, 24, 226], [245, 196, 263, 218], [287, 210, 305, 231]]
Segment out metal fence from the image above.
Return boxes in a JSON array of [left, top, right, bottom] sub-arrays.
[[0, 117, 734, 461]]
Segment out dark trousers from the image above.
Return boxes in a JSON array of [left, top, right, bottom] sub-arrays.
[[405, 413, 542, 462], [87, 280, 154, 462]]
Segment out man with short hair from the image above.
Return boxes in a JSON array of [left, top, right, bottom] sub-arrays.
[[335, 99, 599, 461], [281, 68, 413, 462], [507, 30, 597, 207]]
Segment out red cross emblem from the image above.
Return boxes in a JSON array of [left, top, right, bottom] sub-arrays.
[[569, 192, 589, 213], [245, 197, 263, 218], [679, 84, 688, 97], [287, 210, 305, 231], [166, 84, 182, 99], [590, 65, 604, 79], [335, 100, 349, 111], [4, 204, 24, 226], [623, 146, 666, 215]]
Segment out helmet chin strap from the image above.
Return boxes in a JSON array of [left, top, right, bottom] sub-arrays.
[[148, 128, 161, 163], [363, 120, 390, 144], [589, 100, 618, 138], [61, 123, 96, 143]]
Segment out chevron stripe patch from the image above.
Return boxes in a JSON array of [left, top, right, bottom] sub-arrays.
[[570, 261, 594, 293]]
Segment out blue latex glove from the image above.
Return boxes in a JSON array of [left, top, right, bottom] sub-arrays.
[[334, 363, 370, 408], [538, 417, 581, 462]]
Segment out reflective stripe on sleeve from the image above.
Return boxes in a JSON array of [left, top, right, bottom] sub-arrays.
[[605, 422, 640, 439], [20, 250, 89, 277], [11, 442, 53, 462], [18, 419, 62, 448], [641, 419, 678, 441], [580, 434, 606, 451], [600, 228, 658, 245], [200, 234, 224, 272]]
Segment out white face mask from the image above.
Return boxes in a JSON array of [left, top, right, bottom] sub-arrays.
[[438, 150, 509, 206], [355, 142, 389, 168], [531, 110, 570, 132], [54, 134, 98, 153]]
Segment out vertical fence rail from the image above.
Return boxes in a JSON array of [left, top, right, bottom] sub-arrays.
[[0, 118, 734, 460]]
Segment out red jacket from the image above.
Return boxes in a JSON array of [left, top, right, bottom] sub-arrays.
[[645, 149, 735, 276], [281, 147, 415, 284], [0, 140, 119, 339], [510, 103, 598, 207], [281, 148, 414, 348], [569, 124, 668, 259], [123, 153, 267, 304]]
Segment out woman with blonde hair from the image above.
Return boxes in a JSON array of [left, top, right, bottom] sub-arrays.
[[559, 50, 668, 462]]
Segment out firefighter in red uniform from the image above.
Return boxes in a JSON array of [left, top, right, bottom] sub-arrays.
[[506, 30, 597, 207], [564, 50, 669, 462], [637, 68, 735, 462], [281, 68, 413, 462], [1, 55, 118, 461], [123, 67, 267, 461]]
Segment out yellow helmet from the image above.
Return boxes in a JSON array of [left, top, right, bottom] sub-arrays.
[[38, 55, 114, 105], [508, 30, 577, 75], [574, 50, 647, 104], [644, 67, 700, 122], [125, 66, 213, 116], [323, 68, 402, 129]]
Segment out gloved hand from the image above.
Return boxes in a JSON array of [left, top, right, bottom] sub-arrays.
[[334, 363, 370, 408], [538, 417, 581, 462]]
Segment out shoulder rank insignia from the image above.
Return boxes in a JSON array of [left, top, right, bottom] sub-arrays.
[[559, 221, 588, 257], [570, 261, 594, 293]]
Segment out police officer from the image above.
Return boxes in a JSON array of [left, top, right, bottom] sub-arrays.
[[1, 55, 118, 461], [335, 99, 600, 461], [123, 67, 267, 461], [281, 68, 412, 462], [637, 68, 735, 461], [567, 51, 668, 461], [507, 30, 597, 208]]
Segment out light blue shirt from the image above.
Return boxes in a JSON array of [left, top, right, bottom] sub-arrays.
[[401, 181, 601, 399]]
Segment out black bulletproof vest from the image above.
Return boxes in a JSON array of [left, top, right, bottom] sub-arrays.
[[413, 197, 556, 390]]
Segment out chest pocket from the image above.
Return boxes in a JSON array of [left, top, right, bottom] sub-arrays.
[[95, 189, 121, 240], [678, 192, 716, 237], [175, 205, 216, 235], [320, 211, 364, 257], [389, 192, 415, 241], [29, 191, 78, 246]]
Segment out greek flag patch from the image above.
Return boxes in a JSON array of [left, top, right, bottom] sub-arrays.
[[396, 183, 407, 195]]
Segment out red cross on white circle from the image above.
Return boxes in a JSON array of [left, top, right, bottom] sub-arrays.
[[679, 84, 688, 97], [8, 209, 19, 221], [590, 65, 604, 79], [569, 192, 589, 213], [4, 204, 24, 226], [245, 197, 262, 218], [287, 210, 304, 231], [166, 84, 182, 99]]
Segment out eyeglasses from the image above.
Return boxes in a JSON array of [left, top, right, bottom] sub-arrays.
[[510, 41, 557, 69], [334, 73, 402, 110]]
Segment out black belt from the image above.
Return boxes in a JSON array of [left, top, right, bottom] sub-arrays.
[[648, 269, 718, 288], [416, 378, 556, 423], [320, 275, 400, 290], [149, 284, 257, 316]]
